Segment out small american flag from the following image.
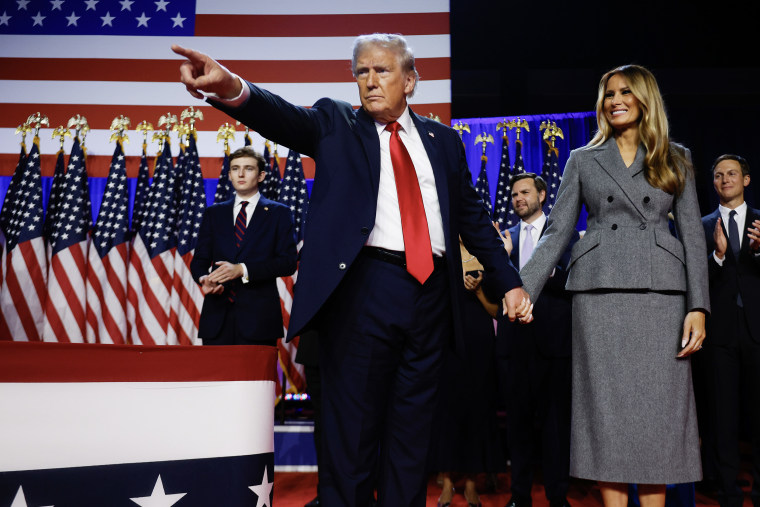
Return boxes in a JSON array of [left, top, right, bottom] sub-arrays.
[[169, 133, 205, 346], [212, 147, 233, 205], [129, 140, 152, 237], [127, 140, 178, 345], [0, 137, 46, 341], [492, 132, 512, 227], [475, 154, 493, 215], [275, 151, 309, 392], [259, 141, 281, 201], [86, 140, 130, 344], [42, 147, 66, 245], [42, 135, 91, 343], [541, 141, 562, 213]]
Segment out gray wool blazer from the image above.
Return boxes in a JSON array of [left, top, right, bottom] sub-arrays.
[[520, 137, 710, 313]]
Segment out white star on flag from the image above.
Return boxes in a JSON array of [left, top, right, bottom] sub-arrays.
[[249, 468, 273, 507], [136, 11, 150, 26], [10, 486, 54, 507], [130, 475, 186, 507]]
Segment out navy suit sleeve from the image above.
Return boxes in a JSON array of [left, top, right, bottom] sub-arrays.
[[243, 205, 298, 282], [190, 207, 214, 284]]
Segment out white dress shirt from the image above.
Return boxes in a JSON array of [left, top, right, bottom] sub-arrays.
[[714, 201, 747, 265], [366, 107, 445, 255], [232, 191, 261, 282], [518, 212, 546, 258]]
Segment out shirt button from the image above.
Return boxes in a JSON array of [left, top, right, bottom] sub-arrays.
[[338, 262, 347, 270], [611, 224, 618, 230]]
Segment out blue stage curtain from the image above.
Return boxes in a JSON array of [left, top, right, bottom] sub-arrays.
[[453, 111, 597, 230]]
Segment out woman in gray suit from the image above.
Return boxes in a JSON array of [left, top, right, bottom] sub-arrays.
[[519, 64, 709, 507]]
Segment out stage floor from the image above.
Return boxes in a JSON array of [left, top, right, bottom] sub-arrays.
[[272, 471, 754, 507]]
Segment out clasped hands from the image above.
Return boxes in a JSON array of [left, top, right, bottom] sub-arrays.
[[198, 261, 244, 295], [503, 287, 534, 323]]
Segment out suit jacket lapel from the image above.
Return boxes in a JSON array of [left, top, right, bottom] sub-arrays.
[[594, 138, 647, 220], [509, 226, 520, 268], [356, 108, 382, 198], [237, 196, 269, 252]]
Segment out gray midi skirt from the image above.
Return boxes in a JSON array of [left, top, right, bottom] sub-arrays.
[[569, 291, 702, 484]]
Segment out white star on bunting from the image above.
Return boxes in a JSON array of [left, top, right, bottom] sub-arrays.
[[130, 475, 186, 507]]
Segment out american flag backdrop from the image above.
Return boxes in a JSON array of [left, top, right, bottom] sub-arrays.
[[0, 0, 452, 393]]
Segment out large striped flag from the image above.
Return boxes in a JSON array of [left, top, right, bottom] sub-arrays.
[[0, 137, 47, 341], [86, 140, 130, 344], [0, 1, 451, 180], [42, 136, 92, 342], [275, 151, 310, 392], [127, 141, 179, 345], [169, 133, 205, 346]]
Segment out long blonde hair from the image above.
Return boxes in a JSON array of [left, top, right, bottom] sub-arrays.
[[588, 64, 691, 195]]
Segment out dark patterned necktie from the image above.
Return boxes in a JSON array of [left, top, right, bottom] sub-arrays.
[[229, 201, 249, 302], [385, 121, 433, 284], [728, 210, 743, 307], [235, 201, 249, 248]]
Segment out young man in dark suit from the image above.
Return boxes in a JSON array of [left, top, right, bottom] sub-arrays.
[[190, 146, 297, 347], [497, 173, 579, 507], [701, 154, 760, 507]]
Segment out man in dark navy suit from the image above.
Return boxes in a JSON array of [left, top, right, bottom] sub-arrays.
[[701, 154, 760, 507], [497, 173, 578, 507], [173, 34, 532, 507], [190, 146, 297, 347]]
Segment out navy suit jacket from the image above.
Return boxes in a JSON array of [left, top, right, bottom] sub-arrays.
[[212, 83, 521, 351], [701, 206, 760, 344], [497, 220, 578, 358], [190, 195, 297, 342]]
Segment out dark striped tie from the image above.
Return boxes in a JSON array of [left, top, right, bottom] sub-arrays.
[[235, 201, 249, 248], [229, 201, 249, 302]]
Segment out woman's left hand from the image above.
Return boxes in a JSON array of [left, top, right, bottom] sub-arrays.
[[677, 310, 706, 358]]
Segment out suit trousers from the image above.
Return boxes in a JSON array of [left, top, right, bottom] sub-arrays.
[[318, 251, 450, 507], [705, 305, 760, 507], [499, 351, 571, 503], [203, 306, 277, 347]]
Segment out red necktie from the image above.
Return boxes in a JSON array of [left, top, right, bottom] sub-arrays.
[[229, 201, 248, 302], [385, 121, 434, 284]]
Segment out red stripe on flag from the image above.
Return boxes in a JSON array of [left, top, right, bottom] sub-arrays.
[[3, 248, 43, 341], [194, 12, 449, 37], [0, 57, 449, 83]]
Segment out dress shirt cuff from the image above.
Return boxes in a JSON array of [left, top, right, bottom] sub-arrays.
[[240, 263, 249, 283], [713, 252, 725, 266], [204, 75, 250, 107]]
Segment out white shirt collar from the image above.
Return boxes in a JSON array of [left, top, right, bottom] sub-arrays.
[[718, 201, 747, 217], [374, 107, 412, 136], [520, 212, 547, 233], [234, 191, 261, 209]]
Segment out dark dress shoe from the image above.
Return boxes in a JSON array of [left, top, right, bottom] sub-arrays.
[[549, 500, 571, 507], [304, 496, 319, 507], [505, 497, 532, 507]]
